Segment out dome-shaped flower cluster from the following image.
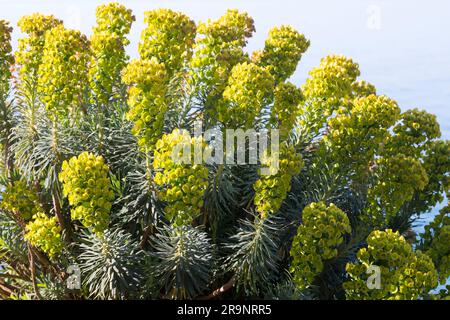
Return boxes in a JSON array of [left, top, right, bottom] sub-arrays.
[[303, 54, 360, 104], [269, 82, 303, 139], [219, 62, 274, 128], [253, 144, 303, 219], [351, 80, 376, 98], [153, 130, 209, 227], [122, 58, 168, 151], [139, 9, 196, 77], [15, 14, 62, 84], [25, 212, 64, 259], [324, 94, 400, 180], [289, 202, 351, 290], [253, 25, 310, 83], [416, 140, 450, 213], [0, 180, 42, 221], [366, 154, 429, 226], [344, 229, 439, 300], [387, 109, 441, 157], [37, 25, 90, 120], [191, 9, 255, 105], [89, 2, 134, 105], [59, 152, 114, 234]]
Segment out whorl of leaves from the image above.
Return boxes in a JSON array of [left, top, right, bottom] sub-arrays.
[[150, 225, 214, 299]]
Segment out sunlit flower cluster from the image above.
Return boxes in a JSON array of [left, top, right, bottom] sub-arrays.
[[290, 202, 351, 290], [59, 152, 114, 234], [323, 94, 400, 180], [0, 180, 42, 221], [269, 82, 304, 139], [191, 9, 255, 105], [344, 229, 439, 300], [253, 144, 303, 219], [153, 130, 209, 227], [15, 14, 62, 84], [89, 2, 134, 105], [38, 25, 90, 120], [253, 25, 310, 83], [139, 9, 196, 77], [387, 109, 441, 158], [365, 154, 429, 226], [303, 54, 360, 104], [219, 62, 274, 128], [25, 212, 64, 259], [122, 58, 168, 151], [351, 80, 376, 98]]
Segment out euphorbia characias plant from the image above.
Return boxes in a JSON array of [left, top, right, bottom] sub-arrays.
[[0, 3, 448, 301]]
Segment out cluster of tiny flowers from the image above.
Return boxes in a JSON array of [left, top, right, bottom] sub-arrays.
[[387, 108, 441, 158], [190, 9, 255, 104], [253, 25, 310, 83], [351, 80, 376, 98], [344, 229, 438, 300], [59, 152, 114, 234], [0, 20, 13, 93], [15, 14, 62, 84], [417, 140, 450, 212], [323, 94, 400, 180], [0, 180, 42, 221], [25, 212, 64, 259], [290, 202, 351, 290], [139, 9, 196, 77], [422, 195, 450, 283], [37, 25, 90, 120], [302, 54, 360, 103], [219, 62, 274, 128], [153, 130, 209, 227], [269, 82, 304, 139], [253, 144, 303, 219], [122, 58, 168, 151], [366, 154, 429, 227], [89, 2, 134, 105]]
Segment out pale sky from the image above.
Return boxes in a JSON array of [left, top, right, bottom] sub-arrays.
[[1, 0, 449, 138]]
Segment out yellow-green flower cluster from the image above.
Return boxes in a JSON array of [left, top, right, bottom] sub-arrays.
[[139, 9, 196, 77], [269, 82, 303, 139], [253, 144, 303, 219], [344, 229, 439, 300], [300, 55, 361, 133], [191, 9, 255, 104], [415, 140, 450, 213], [219, 62, 274, 128], [387, 109, 441, 158], [323, 95, 400, 180], [290, 202, 351, 290], [153, 130, 209, 227], [253, 25, 310, 83], [122, 58, 168, 151], [89, 2, 134, 105], [25, 212, 64, 259], [351, 80, 376, 98], [0, 20, 13, 93], [366, 154, 429, 226], [0, 180, 42, 221], [38, 25, 90, 120], [15, 14, 62, 84], [59, 152, 114, 234], [303, 54, 360, 104], [422, 196, 450, 283]]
